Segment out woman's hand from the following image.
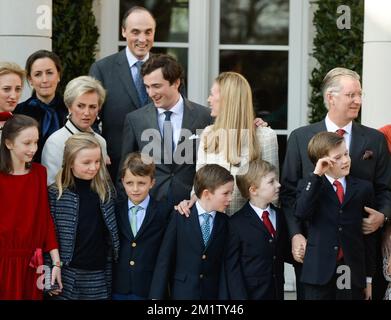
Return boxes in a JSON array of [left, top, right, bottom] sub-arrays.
[[254, 117, 268, 128], [174, 194, 197, 217], [48, 265, 63, 296]]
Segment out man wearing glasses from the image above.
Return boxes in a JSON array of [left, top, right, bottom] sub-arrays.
[[280, 67, 391, 300]]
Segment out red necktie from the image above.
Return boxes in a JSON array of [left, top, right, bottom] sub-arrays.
[[0, 112, 13, 122], [262, 211, 276, 238], [333, 180, 344, 260], [335, 128, 346, 137]]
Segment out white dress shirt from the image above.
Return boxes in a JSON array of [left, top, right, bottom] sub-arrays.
[[325, 114, 352, 152], [325, 174, 347, 194], [195, 201, 216, 233], [125, 47, 149, 83], [157, 95, 184, 151], [249, 202, 277, 231]]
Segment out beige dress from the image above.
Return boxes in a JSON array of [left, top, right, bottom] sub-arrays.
[[196, 125, 279, 215]]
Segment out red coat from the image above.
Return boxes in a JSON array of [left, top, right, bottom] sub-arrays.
[[0, 163, 58, 300]]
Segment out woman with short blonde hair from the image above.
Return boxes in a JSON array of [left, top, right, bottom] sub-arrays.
[[42, 75, 110, 185]]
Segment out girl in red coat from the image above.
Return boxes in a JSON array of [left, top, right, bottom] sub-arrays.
[[0, 114, 62, 299]]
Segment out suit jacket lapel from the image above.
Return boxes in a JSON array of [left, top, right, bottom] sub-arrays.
[[172, 98, 198, 166], [342, 176, 358, 206], [310, 120, 327, 136], [116, 50, 140, 108], [205, 212, 224, 250], [136, 199, 158, 238], [118, 199, 133, 240], [181, 99, 197, 131], [350, 122, 366, 162], [321, 176, 341, 207], [271, 204, 281, 239], [244, 202, 271, 237]]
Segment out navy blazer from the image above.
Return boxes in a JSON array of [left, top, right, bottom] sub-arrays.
[[225, 202, 289, 300], [280, 120, 391, 238], [112, 197, 171, 297], [149, 206, 228, 300], [89, 50, 147, 180], [295, 174, 376, 288]]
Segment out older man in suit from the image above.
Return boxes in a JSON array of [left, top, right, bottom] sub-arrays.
[[120, 54, 212, 206], [280, 67, 391, 300], [89, 6, 155, 180]]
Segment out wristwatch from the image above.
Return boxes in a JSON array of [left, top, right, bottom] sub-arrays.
[[52, 261, 63, 268]]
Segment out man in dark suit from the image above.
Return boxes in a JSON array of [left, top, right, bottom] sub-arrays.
[[280, 67, 391, 299], [89, 6, 155, 180], [120, 54, 212, 206]]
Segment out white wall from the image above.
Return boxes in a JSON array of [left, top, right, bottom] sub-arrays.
[[362, 0, 391, 128], [0, 0, 52, 100]]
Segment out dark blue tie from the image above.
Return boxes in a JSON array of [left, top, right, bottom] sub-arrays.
[[163, 111, 175, 157], [134, 61, 148, 106]]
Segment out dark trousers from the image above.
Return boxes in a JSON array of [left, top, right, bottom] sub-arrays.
[[302, 261, 365, 300], [112, 292, 146, 300], [293, 262, 306, 300]]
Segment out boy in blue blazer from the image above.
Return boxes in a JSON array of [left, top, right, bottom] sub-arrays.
[[225, 159, 290, 300], [149, 164, 234, 300], [294, 132, 376, 300], [112, 152, 172, 300]]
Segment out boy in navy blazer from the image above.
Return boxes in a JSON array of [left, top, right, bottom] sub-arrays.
[[225, 159, 290, 300], [294, 132, 376, 300], [149, 164, 234, 300], [112, 152, 172, 300]]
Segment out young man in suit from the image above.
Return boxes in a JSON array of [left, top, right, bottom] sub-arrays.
[[119, 54, 213, 206], [89, 6, 155, 181], [225, 159, 289, 300], [295, 132, 376, 300], [149, 164, 234, 300], [112, 152, 171, 300], [280, 67, 391, 299]]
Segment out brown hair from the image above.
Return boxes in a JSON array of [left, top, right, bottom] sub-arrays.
[[25, 50, 62, 78], [120, 152, 155, 179], [307, 131, 345, 165], [0, 115, 38, 173], [236, 159, 277, 199], [193, 164, 234, 198], [141, 53, 184, 88]]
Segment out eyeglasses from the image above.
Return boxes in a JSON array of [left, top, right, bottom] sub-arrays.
[[342, 92, 363, 100]]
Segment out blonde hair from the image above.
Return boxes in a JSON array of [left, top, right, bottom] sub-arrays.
[[0, 61, 25, 83], [236, 159, 277, 199], [203, 72, 260, 165], [63, 75, 106, 109], [322, 67, 360, 109], [55, 133, 112, 202]]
